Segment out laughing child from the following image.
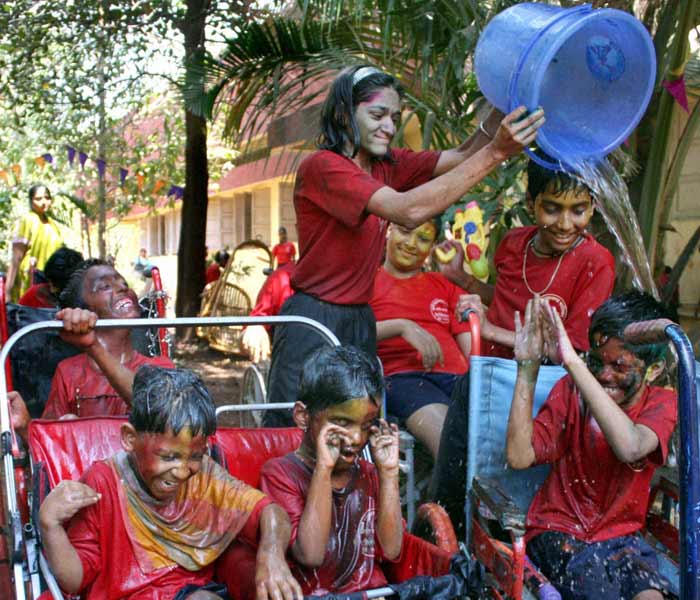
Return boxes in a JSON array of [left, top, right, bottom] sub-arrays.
[[38, 366, 302, 600], [260, 346, 404, 595], [507, 292, 677, 600]]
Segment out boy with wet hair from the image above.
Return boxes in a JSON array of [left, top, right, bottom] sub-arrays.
[[507, 292, 677, 600], [39, 365, 302, 600], [259, 346, 404, 595]]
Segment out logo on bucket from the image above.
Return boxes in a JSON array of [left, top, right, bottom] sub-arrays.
[[586, 35, 625, 83]]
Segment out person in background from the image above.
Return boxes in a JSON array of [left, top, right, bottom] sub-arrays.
[[205, 250, 230, 285], [271, 227, 296, 268], [5, 183, 64, 302], [19, 247, 84, 309]]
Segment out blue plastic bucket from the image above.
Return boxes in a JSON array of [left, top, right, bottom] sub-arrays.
[[474, 3, 656, 170]]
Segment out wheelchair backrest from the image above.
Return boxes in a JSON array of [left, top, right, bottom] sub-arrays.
[[467, 356, 566, 513]]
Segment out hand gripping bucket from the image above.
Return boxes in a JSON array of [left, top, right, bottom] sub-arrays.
[[474, 3, 656, 170]]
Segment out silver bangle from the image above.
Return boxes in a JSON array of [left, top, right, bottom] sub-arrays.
[[478, 120, 494, 140]]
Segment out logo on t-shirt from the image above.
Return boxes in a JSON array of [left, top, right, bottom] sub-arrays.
[[357, 508, 376, 557], [542, 294, 569, 321], [430, 299, 450, 324]]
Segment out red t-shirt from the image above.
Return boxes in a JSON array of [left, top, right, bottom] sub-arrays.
[[249, 263, 295, 332], [291, 149, 440, 305], [272, 242, 296, 267], [485, 226, 615, 358], [19, 283, 55, 308], [42, 352, 174, 419], [205, 263, 222, 285], [370, 268, 470, 376], [261, 454, 397, 595], [67, 459, 269, 599], [526, 377, 677, 543]]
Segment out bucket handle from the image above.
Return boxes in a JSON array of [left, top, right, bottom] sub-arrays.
[[507, 3, 593, 172]]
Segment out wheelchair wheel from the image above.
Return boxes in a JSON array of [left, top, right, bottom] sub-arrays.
[[412, 503, 459, 554], [238, 362, 269, 428]]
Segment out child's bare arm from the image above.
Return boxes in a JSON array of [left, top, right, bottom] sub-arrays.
[[376, 319, 444, 370], [292, 423, 349, 567], [370, 420, 403, 560], [38, 481, 101, 593], [255, 504, 302, 600], [543, 305, 661, 464], [506, 297, 543, 469]]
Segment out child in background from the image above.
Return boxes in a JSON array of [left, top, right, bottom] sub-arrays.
[[507, 292, 676, 600], [271, 226, 296, 268], [260, 346, 403, 595], [38, 366, 301, 600], [19, 246, 84, 309]]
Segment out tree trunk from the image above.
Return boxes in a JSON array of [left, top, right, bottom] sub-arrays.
[[176, 0, 209, 327]]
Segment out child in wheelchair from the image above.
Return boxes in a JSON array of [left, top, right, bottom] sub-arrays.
[[507, 292, 677, 600], [38, 365, 301, 600], [259, 345, 406, 595]]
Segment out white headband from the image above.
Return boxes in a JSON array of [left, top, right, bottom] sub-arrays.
[[352, 66, 382, 87]]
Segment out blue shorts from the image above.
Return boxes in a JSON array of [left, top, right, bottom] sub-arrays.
[[385, 372, 458, 424], [528, 531, 673, 600]]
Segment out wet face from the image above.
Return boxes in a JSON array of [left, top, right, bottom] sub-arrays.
[[308, 396, 379, 472], [124, 426, 208, 501], [81, 265, 140, 319], [533, 186, 593, 255], [354, 87, 401, 159], [386, 222, 437, 274], [31, 186, 52, 216], [587, 334, 647, 408]]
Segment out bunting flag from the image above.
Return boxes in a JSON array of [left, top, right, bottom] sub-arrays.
[[119, 168, 129, 187], [153, 179, 166, 194], [662, 77, 689, 114], [34, 156, 47, 168], [169, 185, 185, 200], [78, 151, 88, 169], [66, 146, 76, 165], [11, 164, 21, 182], [96, 158, 106, 177], [0, 170, 9, 183], [136, 173, 145, 191], [42, 153, 54, 164]]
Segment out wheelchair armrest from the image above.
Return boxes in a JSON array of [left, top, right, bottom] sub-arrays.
[[471, 476, 527, 537]]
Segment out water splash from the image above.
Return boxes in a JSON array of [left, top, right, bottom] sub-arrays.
[[568, 156, 659, 299]]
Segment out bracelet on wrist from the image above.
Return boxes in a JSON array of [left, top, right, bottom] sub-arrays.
[[478, 120, 495, 140]]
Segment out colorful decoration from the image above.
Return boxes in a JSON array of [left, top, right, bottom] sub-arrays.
[[119, 168, 129, 187], [153, 179, 166, 194], [96, 158, 107, 177], [662, 77, 689, 114], [436, 201, 490, 281], [78, 151, 88, 169], [66, 146, 76, 165]]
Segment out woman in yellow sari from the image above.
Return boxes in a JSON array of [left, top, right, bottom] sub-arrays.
[[5, 184, 64, 302]]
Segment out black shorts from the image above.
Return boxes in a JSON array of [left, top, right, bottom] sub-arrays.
[[263, 292, 376, 426], [385, 372, 458, 424], [173, 582, 230, 600], [528, 531, 673, 600]]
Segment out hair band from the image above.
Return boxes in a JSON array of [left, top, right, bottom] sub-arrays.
[[352, 66, 382, 87]]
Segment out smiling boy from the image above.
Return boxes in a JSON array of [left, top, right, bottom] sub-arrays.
[[507, 293, 676, 600], [39, 366, 301, 600]]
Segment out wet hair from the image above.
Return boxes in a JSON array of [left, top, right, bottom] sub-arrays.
[[298, 346, 384, 414], [318, 65, 405, 158], [58, 258, 108, 309], [527, 159, 593, 203], [28, 183, 51, 209], [589, 291, 672, 366], [130, 366, 216, 437], [44, 247, 84, 292]]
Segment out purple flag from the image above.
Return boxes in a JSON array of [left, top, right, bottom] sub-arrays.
[[96, 158, 106, 177], [662, 77, 689, 114], [173, 185, 184, 199], [78, 151, 88, 169], [119, 168, 128, 187], [42, 153, 54, 164], [66, 146, 76, 165]]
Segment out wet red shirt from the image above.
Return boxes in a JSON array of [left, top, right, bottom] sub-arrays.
[[371, 268, 470, 376], [67, 459, 269, 599], [261, 454, 397, 595], [42, 352, 174, 419], [485, 226, 615, 358], [272, 242, 296, 266], [18, 283, 55, 308], [526, 377, 677, 543], [205, 263, 222, 285], [249, 263, 295, 332], [291, 149, 440, 305]]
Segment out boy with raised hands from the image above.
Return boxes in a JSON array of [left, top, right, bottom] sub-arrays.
[[259, 346, 404, 595], [506, 293, 676, 600]]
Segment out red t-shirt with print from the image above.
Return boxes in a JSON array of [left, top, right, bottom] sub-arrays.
[[485, 226, 615, 358], [291, 149, 440, 305], [526, 376, 677, 543], [371, 268, 470, 376]]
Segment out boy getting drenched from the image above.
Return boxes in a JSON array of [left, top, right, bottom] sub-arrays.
[[507, 292, 677, 600], [260, 346, 403, 595], [39, 366, 302, 600]]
